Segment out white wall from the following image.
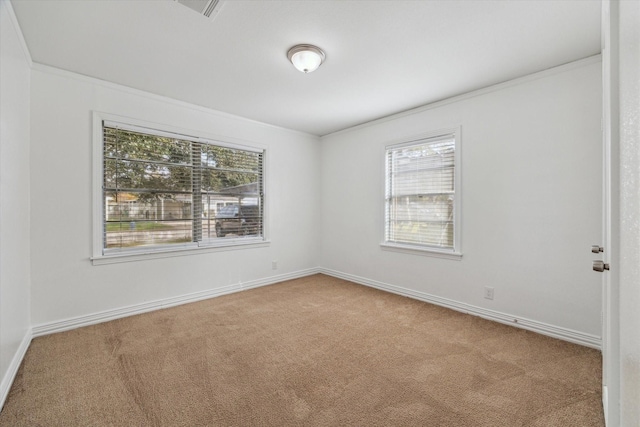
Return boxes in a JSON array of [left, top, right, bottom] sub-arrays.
[[29, 66, 321, 327], [0, 0, 32, 406], [320, 59, 603, 341]]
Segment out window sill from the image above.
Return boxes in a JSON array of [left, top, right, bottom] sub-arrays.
[[92, 239, 270, 265], [380, 242, 462, 260]]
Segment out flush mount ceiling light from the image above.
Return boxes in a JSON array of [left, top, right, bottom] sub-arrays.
[[287, 44, 326, 73]]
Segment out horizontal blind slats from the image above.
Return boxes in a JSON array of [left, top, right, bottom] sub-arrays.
[[385, 134, 456, 250], [103, 123, 264, 252]]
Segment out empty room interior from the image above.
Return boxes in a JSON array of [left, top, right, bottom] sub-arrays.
[[1, 0, 638, 426]]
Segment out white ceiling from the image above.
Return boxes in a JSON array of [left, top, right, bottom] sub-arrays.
[[11, 0, 601, 136]]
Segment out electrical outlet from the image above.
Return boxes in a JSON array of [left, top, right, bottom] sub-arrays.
[[484, 287, 494, 300], [272, 261, 278, 270]]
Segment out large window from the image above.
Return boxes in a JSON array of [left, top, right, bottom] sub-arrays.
[[97, 119, 264, 259], [384, 130, 461, 256]]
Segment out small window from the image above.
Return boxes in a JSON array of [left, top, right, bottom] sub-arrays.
[[384, 130, 461, 256], [97, 119, 265, 259]]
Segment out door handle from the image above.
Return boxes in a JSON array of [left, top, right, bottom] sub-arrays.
[[593, 260, 610, 272]]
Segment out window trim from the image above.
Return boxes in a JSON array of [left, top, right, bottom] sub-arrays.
[[381, 127, 462, 259], [91, 112, 269, 265]]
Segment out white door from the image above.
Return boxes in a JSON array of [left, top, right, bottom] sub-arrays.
[[600, 1, 619, 425]]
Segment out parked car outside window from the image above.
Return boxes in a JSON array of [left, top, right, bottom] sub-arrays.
[[215, 204, 260, 237]]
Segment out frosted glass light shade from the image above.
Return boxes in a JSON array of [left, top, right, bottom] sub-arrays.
[[287, 45, 326, 73]]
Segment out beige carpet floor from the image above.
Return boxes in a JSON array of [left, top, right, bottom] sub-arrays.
[[0, 274, 604, 426]]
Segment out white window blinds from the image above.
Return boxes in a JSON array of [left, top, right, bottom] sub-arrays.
[[102, 121, 264, 252], [385, 134, 456, 250]]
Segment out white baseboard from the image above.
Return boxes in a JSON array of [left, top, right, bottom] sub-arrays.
[[319, 268, 602, 349], [0, 329, 32, 411], [27, 264, 600, 353], [602, 385, 609, 425], [32, 268, 320, 338]]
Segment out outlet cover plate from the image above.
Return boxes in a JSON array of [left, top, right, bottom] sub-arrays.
[[484, 287, 495, 300]]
